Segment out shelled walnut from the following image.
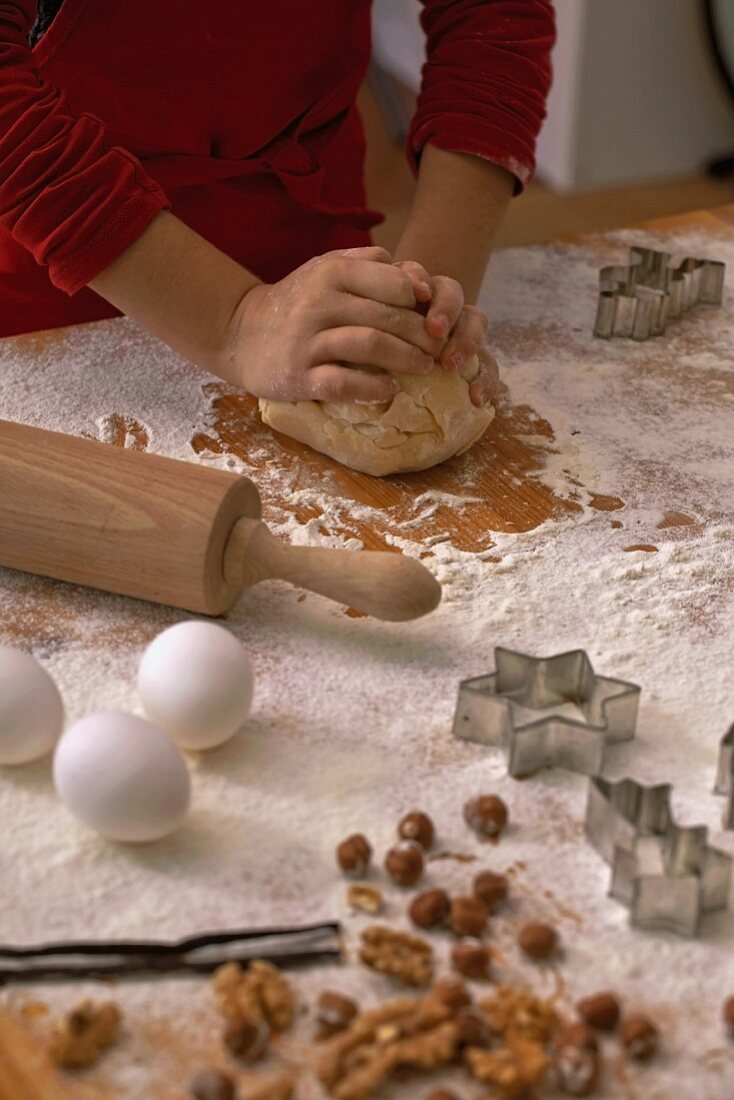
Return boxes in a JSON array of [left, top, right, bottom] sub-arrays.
[[316, 985, 468, 1100], [465, 1036, 549, 1099], [478, 985, 559, 1045], [347, 883, 384, 915], [214, 960, 294, 1032], [48, 999, 121, 1069], [359, 925, 434, 986]]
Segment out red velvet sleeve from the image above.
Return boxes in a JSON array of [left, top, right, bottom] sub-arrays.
[[0, 2, 169, 294], [409, 0, 555, 191]]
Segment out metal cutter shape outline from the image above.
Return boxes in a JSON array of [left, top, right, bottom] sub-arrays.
[[714, 723, 734, 829], [594, 246, 725, 340], [585, 776, 732, 937], [453, 647, 640, 778]]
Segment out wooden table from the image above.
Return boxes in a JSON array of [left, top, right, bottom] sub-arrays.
[[1, 205, 733, 1098]]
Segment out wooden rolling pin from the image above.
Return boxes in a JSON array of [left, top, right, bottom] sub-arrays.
[[0, 420, 441, 620]]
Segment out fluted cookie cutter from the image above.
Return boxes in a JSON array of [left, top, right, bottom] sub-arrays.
[[594, 246, 725, 340], [585, 776, 732, 936], [453, 647, 640, 778], [714, 723, 734, 829]]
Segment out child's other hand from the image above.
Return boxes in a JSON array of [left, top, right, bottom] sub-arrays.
[[224, 246, 446, 403], [393, 260, 500, 407]]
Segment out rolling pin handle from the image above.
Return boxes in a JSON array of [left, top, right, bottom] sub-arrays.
[[222, 517, 441, 622]]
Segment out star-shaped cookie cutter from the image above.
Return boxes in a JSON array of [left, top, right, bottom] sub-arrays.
[[714, 723, 734, 829], [593, 246, 725, 340], [585, 776, 732, 937], [452, 647, 640, 778]]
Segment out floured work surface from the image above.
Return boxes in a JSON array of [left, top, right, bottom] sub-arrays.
[[0, 209, 733, 1098]]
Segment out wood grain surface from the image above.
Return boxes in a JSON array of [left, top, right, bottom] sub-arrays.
[[0, 205, 732, 1097]]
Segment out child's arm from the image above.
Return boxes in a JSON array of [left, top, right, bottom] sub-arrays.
[[90, 211, 445, 404], [394, 146, 514, 305], [390, 0, 556, 405]]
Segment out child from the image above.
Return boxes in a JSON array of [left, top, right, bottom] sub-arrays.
[[0, 1, 554, 407]]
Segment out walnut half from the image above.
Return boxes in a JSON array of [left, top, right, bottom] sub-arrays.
[[359, 925, 433, 987], [213, 960, 295, 1032]]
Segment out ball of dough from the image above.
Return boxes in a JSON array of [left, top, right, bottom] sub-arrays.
[[0, 645, 64, 765], [53, 712, 191, 842], [259, 356, 494, 477], [138, 621, 254, 751]]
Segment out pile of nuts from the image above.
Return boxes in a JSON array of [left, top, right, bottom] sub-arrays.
[[42, 795, 681, 1098], [328, 797, 666, 1096], [187, 962, 298, 1099], [336, 797, 563, 986], [314, 977, 562, 1100]]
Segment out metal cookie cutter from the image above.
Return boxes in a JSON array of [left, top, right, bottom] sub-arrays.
[[594, 246, 725, 340], [453, 647, 640, 778], [585, 777, 732, 937], [714, 723, 734, 829]]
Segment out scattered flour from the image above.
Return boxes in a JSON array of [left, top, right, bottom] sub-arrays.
[[0, 224, 732, 1097]]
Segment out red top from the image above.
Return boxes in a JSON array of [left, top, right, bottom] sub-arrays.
[[0, 1, 554, 336]]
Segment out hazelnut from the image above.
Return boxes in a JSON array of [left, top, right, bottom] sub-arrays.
[[552, 1026, 600, 1097], [455, 1005, 491, 1047], [449, 895, 489, 938], [315, 990, 358, 1038], [576, 991, 620, 1032], [431, 976, 472, 1012], [336, 834, 372, 877], [409, 889, 450, 929], [724, 995, 734, 1036], [621, 1014, 658, 1061], [472, 870, 508, 912], [554, 1023, 599, 1053], [451, 938, 492, 980], [189, 1067, 236, 1100], [398, 810, 435, 850], [223, 1016, 269, 1062], [463, 795, 508, 839], [385, 840, 424, 886], [518, 922, 558, 960]]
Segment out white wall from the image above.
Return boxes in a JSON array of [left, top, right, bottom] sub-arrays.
[[371, 0, 424, 91], [534, 0, 587, 190], [371, 0, 734, 192], [569, 0, 734, 188]]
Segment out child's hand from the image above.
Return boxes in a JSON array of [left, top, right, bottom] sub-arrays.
[[223, 246, 446, 404], [393, 260, 500, 407]]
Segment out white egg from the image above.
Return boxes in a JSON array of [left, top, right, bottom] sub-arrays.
[[53, 711, 191, 842], [0, 645, 64, 765], [138, 621, 253, 751]]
